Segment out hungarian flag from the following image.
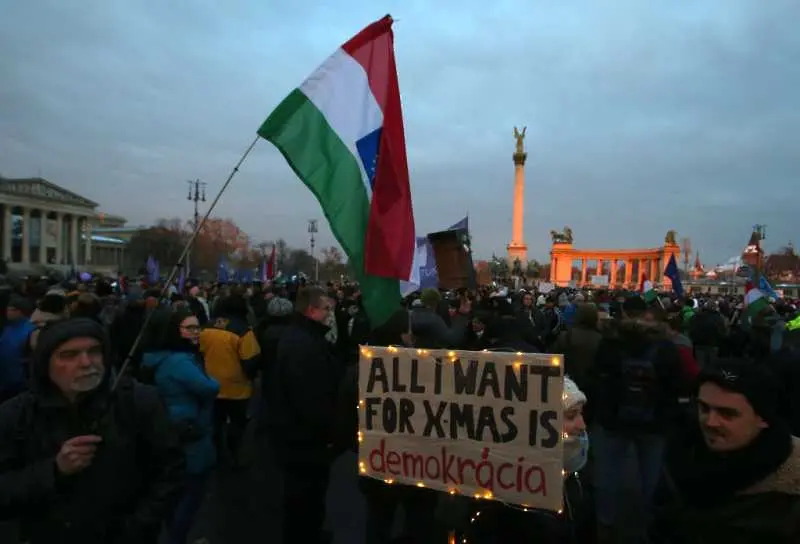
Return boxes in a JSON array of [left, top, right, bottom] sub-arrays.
[[640, 273, 657, 303], [258, 15, 416, 326], [744, 280, 769, 320]]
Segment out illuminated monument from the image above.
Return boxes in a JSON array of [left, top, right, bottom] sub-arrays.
[[506, 126, 528, 265], [548, 229, 681, 289]]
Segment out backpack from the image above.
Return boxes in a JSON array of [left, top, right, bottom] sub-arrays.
[[614, 345, 660, 427]]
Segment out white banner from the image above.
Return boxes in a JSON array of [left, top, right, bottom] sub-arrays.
[[358, 347, 564, 512]]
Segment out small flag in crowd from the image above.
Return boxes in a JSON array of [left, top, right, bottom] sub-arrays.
[[177, 266, 186, 293], [217, 256, 229, 283], [640, 273, 657, 303], [744, 280, 769, 320], [258, 15, 415, 327], [146, 256, 159, 285], [664, 254, 684, 297]]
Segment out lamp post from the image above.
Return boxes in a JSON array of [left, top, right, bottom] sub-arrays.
[[186, 179, 206, 276], [308, 219, 318, 283]]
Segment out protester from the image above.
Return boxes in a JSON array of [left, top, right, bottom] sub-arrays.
[[265, 286, 343, 544], [141, 308, 219, 544], [652, 360, 800, 542], [591, 297, 687, 542], [200, 294, 260, 468], [0, 295, 35, 404], [0, 318, 185, 543]]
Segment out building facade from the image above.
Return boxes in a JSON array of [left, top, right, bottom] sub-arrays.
[[0, 176, 130, 276]]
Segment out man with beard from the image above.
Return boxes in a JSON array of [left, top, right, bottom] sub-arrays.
[[652, 360, 800, 543], [0, 318, 185, 543]]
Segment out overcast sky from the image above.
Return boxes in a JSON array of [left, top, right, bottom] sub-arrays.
[[1, 0, 797, 265]]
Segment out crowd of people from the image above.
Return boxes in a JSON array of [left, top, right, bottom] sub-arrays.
[[0, 273, 798, 543]]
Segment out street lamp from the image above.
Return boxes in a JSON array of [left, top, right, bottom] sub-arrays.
[[308, 219, 318, 283], [186, 179, 206, 276]]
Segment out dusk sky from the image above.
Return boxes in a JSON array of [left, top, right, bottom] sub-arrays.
[[1, 1, 797, 266]]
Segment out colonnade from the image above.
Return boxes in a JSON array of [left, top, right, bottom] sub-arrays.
[[550, 251, 678, 287], [0, 204, 91, 266]]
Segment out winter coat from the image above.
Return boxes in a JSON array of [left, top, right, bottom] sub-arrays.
[[263, 314, 342, 468], [141, 350, 219, 474], [652, 437, 800, 543], [0, 361, 184, 544]]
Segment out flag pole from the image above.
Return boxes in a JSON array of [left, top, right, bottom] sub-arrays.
[[111, 136, 261, 391]]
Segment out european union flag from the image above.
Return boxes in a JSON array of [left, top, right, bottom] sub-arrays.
[[355, 127, 382, 189], [217, 257, 229, 283], [664, 254, 684, 297]]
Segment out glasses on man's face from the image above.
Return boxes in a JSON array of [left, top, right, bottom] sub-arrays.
[[181, 325, 201, 333]]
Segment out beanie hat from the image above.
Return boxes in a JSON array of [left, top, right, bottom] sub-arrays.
[[34, 318, 108, 376], [267, 297, 294, 317], [622, 296, 648, 314], [420, 288, 441, 308], [8, 295, 34, 315], [563, 377, 587, 410], [696, 360, 782, 425], [39, 292, 67, 315]]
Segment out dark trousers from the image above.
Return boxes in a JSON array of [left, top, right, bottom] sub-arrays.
[[167, 471, 210, 544], [365, 484, 438, 544], [282, 462, 332, 544], [213, 398, 249, 463]]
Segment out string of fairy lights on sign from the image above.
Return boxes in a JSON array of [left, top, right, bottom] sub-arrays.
[[357, 345, 570, 529]]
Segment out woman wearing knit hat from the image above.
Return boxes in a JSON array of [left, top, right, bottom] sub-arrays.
[[466, 376, 595, 544], [562, 377, 589, 474]]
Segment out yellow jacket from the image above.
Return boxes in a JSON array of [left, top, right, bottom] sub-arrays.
[[200, 316, 260, 400]]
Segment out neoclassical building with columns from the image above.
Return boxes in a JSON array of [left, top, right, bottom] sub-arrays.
[[0, 176, 132, 276]]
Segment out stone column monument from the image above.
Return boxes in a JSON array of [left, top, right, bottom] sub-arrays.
[[507, 126, 528, 265]]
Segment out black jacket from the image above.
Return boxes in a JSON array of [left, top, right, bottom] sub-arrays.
[[264, 314, 342, 468], [0, 376, 185, 544], [591, 319, 686, 433]]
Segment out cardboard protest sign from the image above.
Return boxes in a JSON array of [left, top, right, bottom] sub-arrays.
[[358, 347, 564, 512], [427, 229, 475, 289]]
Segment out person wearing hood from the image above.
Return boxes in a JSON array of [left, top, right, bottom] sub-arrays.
[[651, 360, 800, 542], [466, 377, 594, 543], [0, 295, 35, 403], [141, 308, 219, 544], [0, 318, 185, 543]]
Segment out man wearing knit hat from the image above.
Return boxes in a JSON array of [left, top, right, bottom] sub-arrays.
[[652, 359, 800, 542], [410, 287, 469, 349], [0, 318, 185, 543]]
